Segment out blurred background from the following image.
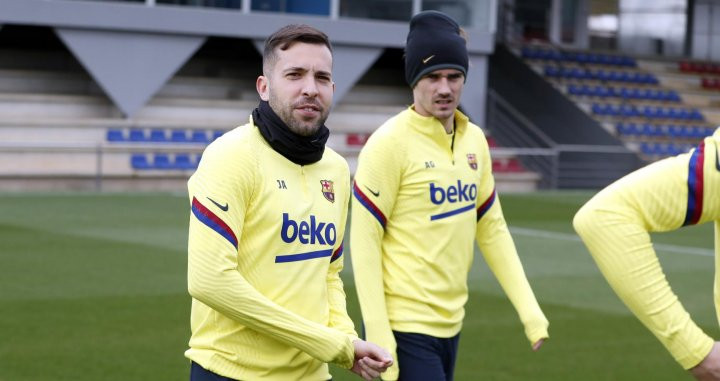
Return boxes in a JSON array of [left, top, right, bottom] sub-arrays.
[[0, 1, 717, 380], [2, 0, 718, 192]]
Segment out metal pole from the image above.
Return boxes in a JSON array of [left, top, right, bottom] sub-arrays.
[[412, 0, 422, 16], [242, 0, 250, 13], [146, 0, 156, 7], [330, 0, 339, 19]]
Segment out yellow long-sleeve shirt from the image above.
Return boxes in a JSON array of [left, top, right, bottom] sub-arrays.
[[185, 118, 358, 380], [351, 107, 549, 380], [574, 128, 720, 369]]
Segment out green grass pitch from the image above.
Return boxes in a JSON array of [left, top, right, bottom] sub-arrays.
[[0, 191, 715, 380]]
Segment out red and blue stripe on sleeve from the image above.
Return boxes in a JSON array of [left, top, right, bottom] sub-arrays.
[[683, 142, 705, 226], [476, 188, 497, 222], [330, 244, 343, 263], [353, 182, 386, 228], [191, 197, 238, 249]]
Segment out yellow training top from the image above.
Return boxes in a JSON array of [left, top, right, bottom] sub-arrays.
[[574, 128, 720, 369], [185, 118, 357, 380], [351, 107, 549, 380]]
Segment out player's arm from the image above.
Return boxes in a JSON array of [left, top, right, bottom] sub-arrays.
[[573, 138, 719, 370], [187, 143, 355, 369], [350, 132, 402, 380], [475, 136, 549, 347], [326, 168, 358, 339]]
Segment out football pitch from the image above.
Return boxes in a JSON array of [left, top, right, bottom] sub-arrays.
[[0, 191, 715, 381]]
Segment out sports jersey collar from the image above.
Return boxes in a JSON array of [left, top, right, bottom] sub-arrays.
[[405, 106, 469, 140]]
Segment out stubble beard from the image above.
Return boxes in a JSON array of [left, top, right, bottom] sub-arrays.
[[268, 91, 329, 137]]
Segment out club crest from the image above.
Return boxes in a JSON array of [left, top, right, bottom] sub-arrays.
[[320, 180, 335, 203], [467, 153, 478, 170]]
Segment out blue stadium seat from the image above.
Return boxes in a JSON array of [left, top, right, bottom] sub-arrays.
[[701, 126, 715, 138], [544, 66, 559, 77], [670, 92, 680, 102], [131, 154, 151, 170], [645, 73, 659, 84], [212, 130, 225, 141], [591, 103, 605, 115], [153, 153, 172, 169], [619, 104, 637, 117], [616, 122, 639, 136], [107, 129, 124, 142], [622, 56, 637, 67], [521, 47, 534, 59], [149, 129, 167, 143], [689, 126, 710, 139], [567, 84, 581, 95], [170, 130, 189, 143], [191, 130, 208, 144], [129, 129, 147, 142], [690, 109, 704, 121], [640, 124, 655, 137], [594, 85, 610, 97], [640, 142, 657, 155], [174, 153, 196, 170]]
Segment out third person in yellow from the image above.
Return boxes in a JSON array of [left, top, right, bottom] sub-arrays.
[[574, 128, 720, 380]]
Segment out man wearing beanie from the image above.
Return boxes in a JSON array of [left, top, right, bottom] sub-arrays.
[[185, 24, 392, 381], [351, 11, 549, 380]]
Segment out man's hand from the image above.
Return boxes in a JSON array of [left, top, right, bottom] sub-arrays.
[[351, 340, 393, 380], [532, 338, 546, 351], [691, 342, 720, 381]]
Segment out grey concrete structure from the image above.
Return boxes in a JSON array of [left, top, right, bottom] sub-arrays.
[[0, 0, 495, 121]]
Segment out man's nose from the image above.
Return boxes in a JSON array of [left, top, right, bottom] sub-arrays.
[[301, 76, 319, 97], [437, 77, 452, 95]]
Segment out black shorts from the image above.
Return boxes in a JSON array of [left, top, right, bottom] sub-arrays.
[[393, 331, 461, 381], [190, 362, 238, 381], [190, 361, 332, 381]]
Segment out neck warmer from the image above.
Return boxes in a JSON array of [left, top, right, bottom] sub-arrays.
[[252, 100, 329, 165]]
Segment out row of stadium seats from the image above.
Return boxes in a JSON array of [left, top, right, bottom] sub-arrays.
[[522, 47, 636, 67], [678, 60, 720, 74], [567, 84, 680, 102], [616, 122, 715, 139], [131, 153, 200, 170], [591, 103, 704, 120], [700, 77, 720, 90], [544, 66, 658, 84], [107, 128, 225, 144], [639, 142, 695, 156]]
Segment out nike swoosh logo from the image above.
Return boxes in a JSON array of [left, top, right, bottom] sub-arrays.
[[207, 197, 229, 212], [715, 142, 719, 171], [364, 185, 380, 197], [422, 55, 435, 64]]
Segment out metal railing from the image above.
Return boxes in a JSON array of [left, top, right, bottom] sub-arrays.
[[486, 89, 638, 188]]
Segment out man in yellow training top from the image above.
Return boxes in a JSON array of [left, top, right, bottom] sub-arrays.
[[350, 11, 549, 380], [185, 24, 392, 381], [574, 128, 720, 380]]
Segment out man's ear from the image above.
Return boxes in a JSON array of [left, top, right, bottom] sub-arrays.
[[256, 75, 270, 101]]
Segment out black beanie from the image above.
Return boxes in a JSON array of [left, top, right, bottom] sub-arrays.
[[405, 10, 468, 88]]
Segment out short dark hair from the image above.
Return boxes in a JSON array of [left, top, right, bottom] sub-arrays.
[[262, 24, 332, 75]]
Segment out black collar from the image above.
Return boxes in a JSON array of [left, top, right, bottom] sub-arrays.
[[252, 101, 329, 165]]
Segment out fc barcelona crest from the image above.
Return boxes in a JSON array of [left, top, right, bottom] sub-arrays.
[[467, 153, 478, 170], [320, 180, 335, 203]]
